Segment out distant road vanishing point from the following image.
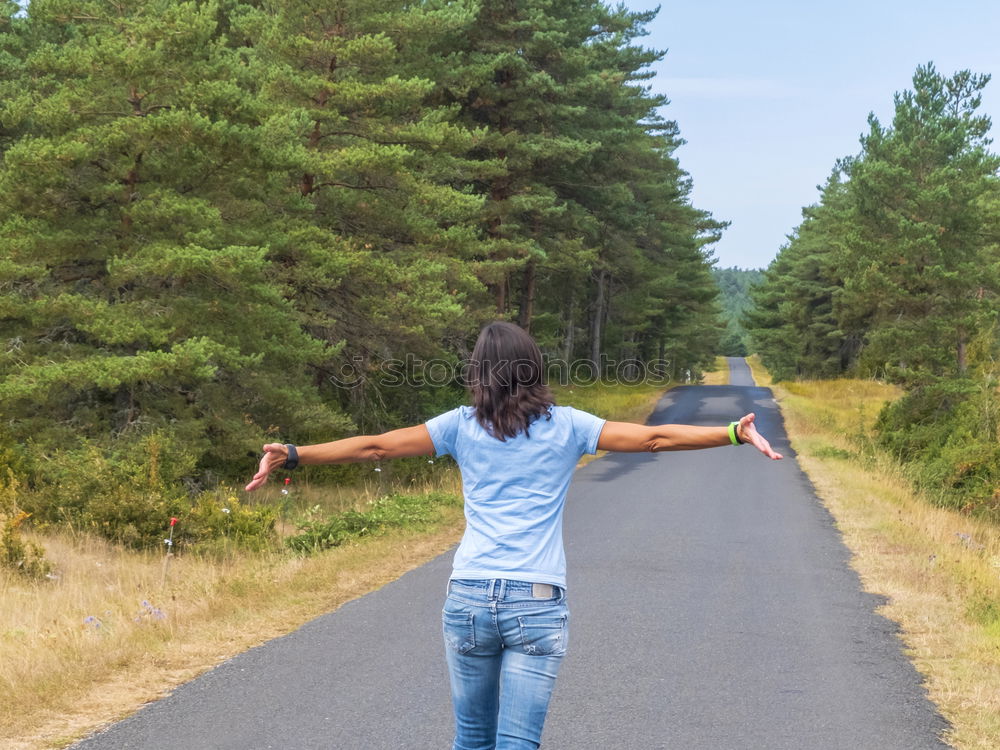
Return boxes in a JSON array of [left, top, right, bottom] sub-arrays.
[[73, 357, 949, 749]]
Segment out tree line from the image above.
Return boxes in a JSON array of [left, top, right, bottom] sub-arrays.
[[746, 64, 1000, 518], [0, 0, 723, 539], [712, 266, 762, 357]]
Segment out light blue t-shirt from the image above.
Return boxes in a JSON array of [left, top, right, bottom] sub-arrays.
[[425, 405, 606, 589]]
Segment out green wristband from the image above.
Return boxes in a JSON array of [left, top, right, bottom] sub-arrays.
[[727, 422, 743, 446]]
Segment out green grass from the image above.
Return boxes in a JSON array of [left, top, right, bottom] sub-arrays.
[[552, 381, 668, 423], [286, 491, 462, 553]]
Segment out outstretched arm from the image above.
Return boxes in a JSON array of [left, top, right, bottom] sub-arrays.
[[245, 424, 436, 491], [596, 412, 782, 460]]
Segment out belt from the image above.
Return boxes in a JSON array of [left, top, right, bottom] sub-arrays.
[[449, 579, 559, 599]]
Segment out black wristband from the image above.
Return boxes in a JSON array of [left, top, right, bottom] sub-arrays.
[[282, 444, 299, 470]]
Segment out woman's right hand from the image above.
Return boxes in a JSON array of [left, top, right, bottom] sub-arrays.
[[244, 443, 289, 492], [736, 413, 783, 460]]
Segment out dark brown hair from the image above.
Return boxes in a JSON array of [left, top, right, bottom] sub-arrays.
[[469, 321, 554, 440]]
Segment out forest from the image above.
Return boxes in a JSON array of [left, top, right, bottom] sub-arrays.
[[746, 63, 1000, 519], [712, 266, 761, 357], [0, 0, 725, 549]]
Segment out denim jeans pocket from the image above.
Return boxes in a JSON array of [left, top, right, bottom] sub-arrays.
[[442, 610, 476, 655], [517, 614, 567, 656]]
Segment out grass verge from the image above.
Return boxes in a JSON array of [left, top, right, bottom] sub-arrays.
[[552, 380, 668, 422], [700, 356, 729, 386], [746, 356, 1000, 749], [2, 488, 465, 750], [4, 381, 670, 749]]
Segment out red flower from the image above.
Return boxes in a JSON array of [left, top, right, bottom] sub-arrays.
[[169, 517, 178, 527]]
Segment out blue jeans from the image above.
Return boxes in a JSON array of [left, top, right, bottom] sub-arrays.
[[442, 579, 569, 750]]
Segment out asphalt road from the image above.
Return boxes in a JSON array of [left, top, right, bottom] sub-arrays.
[[72, 359, 950, 749]]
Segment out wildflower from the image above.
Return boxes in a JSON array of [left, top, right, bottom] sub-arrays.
[[83, 616, 101, 629], [222, 507, 231, 514]]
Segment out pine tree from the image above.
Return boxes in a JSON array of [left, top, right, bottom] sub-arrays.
[[436, 0, 614, 321], [0, 0, 735, 508], [440, 0, 724, 372], [843, 64, 1000, 381], [0, 2, 29, 156], [0, 0, 346, 484], [713, 267, 764, 357], [624, 138, 726, 377], [746, 170, 858, 380], [237, 0, 489, 429]]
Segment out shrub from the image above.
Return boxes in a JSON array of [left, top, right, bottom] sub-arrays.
[[21, 431, 195, 545], [180, 489, 277, 552], [0, 472, 51, 579], [21, 433, 279, 551], [875, 378, 978, 460], [21, 430, 205, 548], [876, 376, 1000, 519]]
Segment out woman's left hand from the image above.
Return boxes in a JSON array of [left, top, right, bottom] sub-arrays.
[[737, 413, 783, 460], [245, 443, 289, 491]]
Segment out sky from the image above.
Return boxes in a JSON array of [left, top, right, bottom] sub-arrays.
[[623, 0, 1000, 270]]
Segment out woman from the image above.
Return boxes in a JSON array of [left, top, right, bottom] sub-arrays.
[[246, 321, 782, 750]]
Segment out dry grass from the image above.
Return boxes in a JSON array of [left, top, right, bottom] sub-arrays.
[[4, 384, 670, 749], [551, 380, 668, 423], [746, 354, 773, 388], [747, 358, 1000, 749], [2, 511, 466, 749], [1, 469, 464, 749], [700, 356, 729, 386]]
